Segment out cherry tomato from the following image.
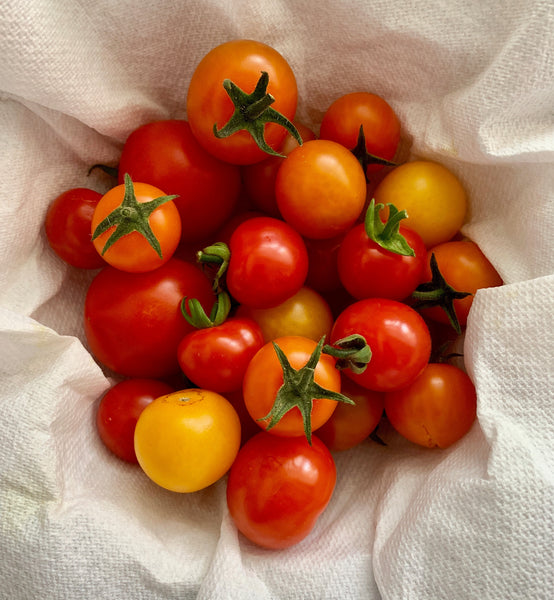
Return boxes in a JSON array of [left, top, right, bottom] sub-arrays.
[[275, 139, 367, 239], [91, 177, 181, 273], [177, 317, 265, 393], [84, 258, 214, 378], [243, 336, 341, 438], [419, 239, 503, 328], [44, 188, 106, 269], [224, 389, 262, 447], [96, 378, 174, 463], [304, 234, 345, 294], [316, 376, 385, 452], [385, 363, 477, 448], [373, 161, 468, 247], [226, 216, 309, 309], [235, 286, 334, 343], [226, 432, 336, 549], [331, 298, 431, 392], [319, 92, 401, 175], [117, 120, 241, 243], [134, 389, 241, 493], [187, 39, 298, 165]]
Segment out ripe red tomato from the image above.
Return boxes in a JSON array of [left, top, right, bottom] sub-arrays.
[[303, 234, 345, 294], [187, 39, 298, 165], [177, 317, 265, 393], [319, 92, 401, 176], [84, 258, 214, 378], [117, 120, 241, 243], [44, 187, 106, 269], [275, 139, 367, 239], [96, 378, 174, 463], [91, 176, 181, 273], [385, 363, 477, 448], [331, 298, 431, 392], [226, 216, 309, 309], [226, 432, 336, 549]]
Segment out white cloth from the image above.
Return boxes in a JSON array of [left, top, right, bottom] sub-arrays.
[[1, 1, 553, 598]]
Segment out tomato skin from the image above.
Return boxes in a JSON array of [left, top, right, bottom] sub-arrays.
[[96, 378, 174, 463], [337, 223, 427, 301], [235, 286, 334, 344], [227, 216, 309, 309], [275, 139, 367, 239], [385, 363, 477, 448], [421, 240, 503, 328], [304, 234, 345, 294], [319, 92, 401, 175], [316, 376, 385, 452], [187, 39, 298, 165], [177, 317, 265, 393], [331, 298, 431, 392], [373, 161, 467, 248], [44, 188, 106, 269], [91, 181, 182, 273], [84, 258, 214, 378], [134, 389, 241, 493], [226, 432, 336, 549], [243, 336, 340, 437], [117, 120, 241, 243]]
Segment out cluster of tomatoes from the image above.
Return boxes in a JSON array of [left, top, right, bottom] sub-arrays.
[[44, 39, 503, 550]]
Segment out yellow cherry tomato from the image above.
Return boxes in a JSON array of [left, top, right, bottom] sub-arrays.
[[373, 160, 468, 248], [134, 389, 241, 493], [235, 286, 334, 343]]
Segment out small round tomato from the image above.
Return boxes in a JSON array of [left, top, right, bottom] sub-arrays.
[[91, 175, 181, 273], [117, 120, 241, 243], [385, 363, 477, 448], [226, 432, 336, 549], [187, 39, 298, 165], [44, 188, 106, 269], [373, 161, 468, 248], [243, 336, 341, 438], [331, 298, 431, 392], [303, 234, 345, 294], [177, 317, 265, 393], [316, 376, 385, 452], [226, 216, 309, 309], [319, 92, 401, 176], [235, 286, 334, 343], [275, 139, 367, 239], [134, 389, 241, 493], [96, 378, 174, 463]]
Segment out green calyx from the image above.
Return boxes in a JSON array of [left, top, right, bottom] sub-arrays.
[[411, 252, 472, 334], [364, 198, 415, 256], [196, 241, 231, 293], [350, 125, 397, 181], [91, 173, 178, 257], [181, 291, 231, 329], [213, 71, 302, 158], [260, 334, 371, 444], [322, 334, 371, 374]]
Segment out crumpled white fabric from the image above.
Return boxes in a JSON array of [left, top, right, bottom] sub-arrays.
[[1, 1, 553, 599]]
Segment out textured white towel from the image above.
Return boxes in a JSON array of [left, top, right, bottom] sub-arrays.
[[1, 1, 553, 599]]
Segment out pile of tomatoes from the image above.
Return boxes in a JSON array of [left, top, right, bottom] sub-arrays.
[[44, 39, 503, 550]]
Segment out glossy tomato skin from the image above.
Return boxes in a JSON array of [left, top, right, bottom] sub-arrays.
[[91, 181, 182, 273], [384, 363, 477, 448], [177, 317, 265, 393], [226, 432, 336, 549], [421, 240, 503, 328], [84, 258, 214, 378], [319, 92, 401, 176], [337, 223, 427, 301], [134, 389, 241, 493], [275, 139, 367, 240], [373, 161, 467, 248], [44, 188, 106, 269], [96, 378, 174, 463], [243, 336, 340, 437], [227, 216, 309, 309], [331, 298, 431, 392], [187, 39, 298, 165], [117, 120, 241, 243]]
